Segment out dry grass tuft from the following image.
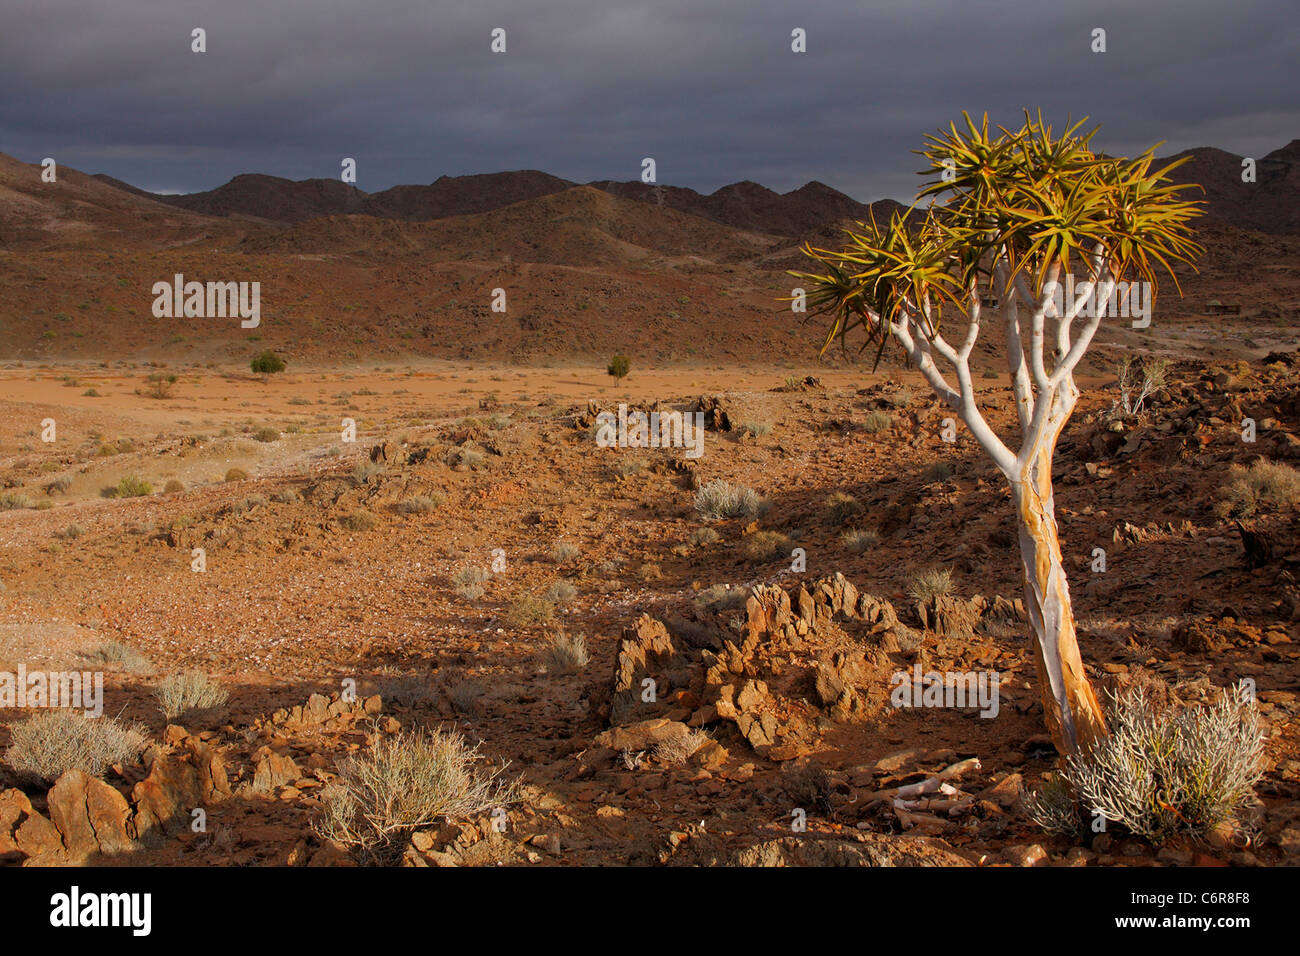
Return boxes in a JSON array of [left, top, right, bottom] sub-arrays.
[[695, 480, 761, 521], [5, 710, 147, 782], [1216, 459, 1300, 519], [154, 672, 229, 719], [908, 567, 953, 602], [315, 727, 521, 861], [541, 630, 589, 674], [82, 641, 154, 675]]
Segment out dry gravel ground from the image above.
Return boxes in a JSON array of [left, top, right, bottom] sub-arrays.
[[0, 353, 1298, 867]]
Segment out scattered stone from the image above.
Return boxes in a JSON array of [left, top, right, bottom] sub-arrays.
[[1003, 844, 1048, 867], [594, 718, 690, 752], [308, 840, 357, 867], [192, 742, 232, 803], [690, 740, 729, 770], [287, 839, 310, 866], [979, 773, 1024, 809], [529, 833, 562, 857], [915, 594, 982, 640], [251, 751, 302, 793], [163, 724, 190, 745]]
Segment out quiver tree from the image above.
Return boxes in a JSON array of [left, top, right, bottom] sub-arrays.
[[792, 113, 1202, 757]]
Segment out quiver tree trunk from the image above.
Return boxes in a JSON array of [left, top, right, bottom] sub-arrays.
[[1011, 439, 1107, 758]]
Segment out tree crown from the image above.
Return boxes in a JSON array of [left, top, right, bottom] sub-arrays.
[[792, 112, 1204, 359]]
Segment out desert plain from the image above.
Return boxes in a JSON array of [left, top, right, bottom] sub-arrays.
[[1, 144, 1299, 867]]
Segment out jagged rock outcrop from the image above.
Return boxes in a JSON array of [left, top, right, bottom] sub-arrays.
[[131, 748, 205, 844], [268, 691, 382, 732], [603, 614, 684, 726], [47, 769, 136, 861], [600, 572, 1027, 761], [915, 594, 985, 641]]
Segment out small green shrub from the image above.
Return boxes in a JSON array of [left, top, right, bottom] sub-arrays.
[[449, 448, 484, 470], [694, 584, 748, 611], [114, 475, 152, 498], [154, 672, 229, 719], [143, 373, 177, 399], [742, 530, 792, 560], [607, 354, 631, 380], [543, 580, 577, 605], [550, 542, 580, 565], [541, 630, 588, 674], [921, 461, 955, 483], [314, 727, 521, 861], [1217, 459, 1300, 519], [653, 728, 712, 766], [82, 641, 154, 675], [251, 350, 286, 374], [825, 492, 861, 522], [453, 567, 490, 588], [689, 527, 720, 548], [396, 495, 441, 514]]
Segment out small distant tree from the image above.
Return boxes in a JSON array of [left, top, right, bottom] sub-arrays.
[[143, 373, 177, 399], [793, 113, 1203, 757], [251, 350, 286, 375], [607, 354, 630, 381]]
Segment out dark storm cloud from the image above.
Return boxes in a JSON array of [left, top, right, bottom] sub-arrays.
[[1, 0, 1295, 200]]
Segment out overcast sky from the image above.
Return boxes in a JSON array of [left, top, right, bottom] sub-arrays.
[[2, 0, 1296, 201]]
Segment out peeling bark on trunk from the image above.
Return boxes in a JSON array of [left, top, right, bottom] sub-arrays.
[[1011, 441, 1107, 757]]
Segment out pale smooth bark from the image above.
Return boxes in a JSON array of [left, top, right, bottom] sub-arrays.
[[874, 254, 1114, 756]]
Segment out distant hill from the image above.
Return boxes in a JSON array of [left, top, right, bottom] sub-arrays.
[[237, 185, 775, 266], [0, 153, 221, 249], [1164, 140, 1300, 235], [7, 136, 1298, 256], [583, 178, 883, 237], [90, 173, 158, 199], [79, 140, 1300, 241], [90, 166, 888, 238], [157, 173, 369, 223], [368, 171, 576, 222]]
